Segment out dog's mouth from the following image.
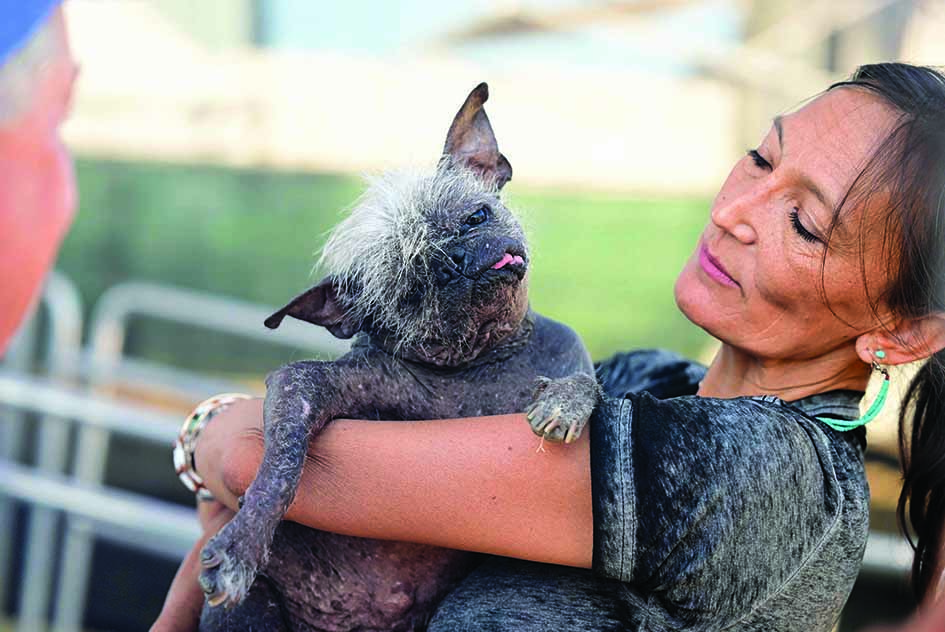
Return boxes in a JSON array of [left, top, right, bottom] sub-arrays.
[[435, 241, 528, 285], [480, 249, 527, 280], [491, 253, 525, 270]]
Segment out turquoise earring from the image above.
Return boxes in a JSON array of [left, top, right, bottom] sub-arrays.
[[817, 349, 890, 431]]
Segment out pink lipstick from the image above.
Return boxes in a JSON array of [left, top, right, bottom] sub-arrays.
[[698, 242, 739, 288]]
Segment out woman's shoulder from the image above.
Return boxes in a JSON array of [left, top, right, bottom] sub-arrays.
[[593, 347, 865, 461], [594, 389, 837, 466], [591, 348, 867, 517], [590, 387, 870, 629], [597, 386, 865, 476]]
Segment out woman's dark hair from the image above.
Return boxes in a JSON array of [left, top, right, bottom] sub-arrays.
[[825, 63, 945, 601]]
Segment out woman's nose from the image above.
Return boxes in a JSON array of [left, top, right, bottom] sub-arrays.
[[710, 189, 759, 245]]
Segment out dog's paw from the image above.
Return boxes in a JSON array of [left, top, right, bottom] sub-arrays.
[[198, 519, 266, 609], [525, 373, 600, 444]]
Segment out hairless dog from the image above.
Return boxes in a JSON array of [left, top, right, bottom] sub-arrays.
[[197, 84, 600, 632]]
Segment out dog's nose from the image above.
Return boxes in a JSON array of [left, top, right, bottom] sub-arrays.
[[449, 247, 469, 272], [433, 247, 468, 285], [434, 264, 456, 285]]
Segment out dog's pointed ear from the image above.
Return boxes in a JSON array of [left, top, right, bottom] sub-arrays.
[[264, 277, 359, 339], [442, 82, 512, 190]]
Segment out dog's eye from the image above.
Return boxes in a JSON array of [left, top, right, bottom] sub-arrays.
[[465, 206, 489, 226]]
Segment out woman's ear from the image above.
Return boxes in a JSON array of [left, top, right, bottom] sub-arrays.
[[857, 312, 945, 365]]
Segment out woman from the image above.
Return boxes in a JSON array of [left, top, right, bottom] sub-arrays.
[[155, 63, 945, 631]]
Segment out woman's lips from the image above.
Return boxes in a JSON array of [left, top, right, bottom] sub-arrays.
[[698, 242, 739, 288]]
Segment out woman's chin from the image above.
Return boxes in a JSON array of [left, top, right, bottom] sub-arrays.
[[674, 261, 721, 336]]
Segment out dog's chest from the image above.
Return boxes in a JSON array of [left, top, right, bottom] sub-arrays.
[[396, 358, 539, 420]]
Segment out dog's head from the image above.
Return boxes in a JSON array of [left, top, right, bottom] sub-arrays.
[[265, 83, 530, 367]]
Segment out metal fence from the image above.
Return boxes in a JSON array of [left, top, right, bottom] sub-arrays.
[[0, 272, 916, 631], [0, 273, 346, 632]]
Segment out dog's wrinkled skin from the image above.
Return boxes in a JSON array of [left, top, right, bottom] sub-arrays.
[[197, 83, 600, 632]]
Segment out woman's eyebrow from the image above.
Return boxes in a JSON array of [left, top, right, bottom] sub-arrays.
[[772, 115, 835, 212]]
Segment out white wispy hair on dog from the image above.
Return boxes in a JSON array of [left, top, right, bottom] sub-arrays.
[[319, 165, 522, 351]]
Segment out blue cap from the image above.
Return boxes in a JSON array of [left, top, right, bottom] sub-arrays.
[[0, 0, 62, 67]]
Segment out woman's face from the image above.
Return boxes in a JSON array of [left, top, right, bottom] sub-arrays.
[[674, 87, 897, 362]]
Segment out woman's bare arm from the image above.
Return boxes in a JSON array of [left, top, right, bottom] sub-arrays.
[[195, 398, 594, 568]]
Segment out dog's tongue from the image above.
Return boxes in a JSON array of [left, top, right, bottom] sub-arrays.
[[492, 253, 524, 270]]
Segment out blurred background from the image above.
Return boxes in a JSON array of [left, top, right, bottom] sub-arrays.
[[1, 0, 943, 630]]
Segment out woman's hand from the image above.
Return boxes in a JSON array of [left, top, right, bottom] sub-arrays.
[[150, 500, 235, 632], [192, 398, 265, 512], [193, 398, 594, 568]]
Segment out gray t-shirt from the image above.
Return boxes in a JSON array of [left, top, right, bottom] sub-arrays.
[[428, 349, 869, 631]]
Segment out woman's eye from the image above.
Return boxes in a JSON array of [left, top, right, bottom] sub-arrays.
[[465, 206, 489, 226], [747, 149, 772, 170], [789, 208, 820, 244]]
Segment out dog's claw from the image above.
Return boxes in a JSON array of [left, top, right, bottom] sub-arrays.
[[525, 373, 600, 445], [565, 422, 579, 444], [201, 549, 221, 569], [198, 520, 264, 609], [207, 590, 228, 608]]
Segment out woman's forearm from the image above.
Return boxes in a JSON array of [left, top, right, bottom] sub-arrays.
[[194, 399, 594, 568]]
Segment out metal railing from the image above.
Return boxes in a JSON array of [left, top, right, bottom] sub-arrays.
[[0, 370, 200, 630], [1, 275, 348, 632], [0, 272, 84, 631], [52, 280, 347, 632], [14, 273, 84, 632], [0, 372, 199, 558], [0, 460, 199, 559], [0, 315, 36, 613]]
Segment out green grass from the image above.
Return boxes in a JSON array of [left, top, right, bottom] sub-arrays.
[[58, 160, 714, 369], [513, 187, 711, 360]]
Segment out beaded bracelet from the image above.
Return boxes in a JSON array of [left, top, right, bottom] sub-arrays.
[[173, 393, 252, 501]]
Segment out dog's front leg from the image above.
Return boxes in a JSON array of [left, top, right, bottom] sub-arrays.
[[198, 360, 340, 608], [526, 372, 601, 444]]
